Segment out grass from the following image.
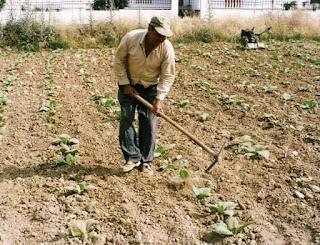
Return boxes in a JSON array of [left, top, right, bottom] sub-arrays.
[[0, 11, 319, 49]]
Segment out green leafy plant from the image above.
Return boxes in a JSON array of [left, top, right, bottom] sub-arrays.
[[179, 170, 190, 179], [193, 186, 211, 199], [69, 219, 97, 241], [66, 181, 97, 195], [289, 125, 304, 131], [52, 134, 81, 166], [300, 100, 317, 109], [95, 93, 116, 107], [199, 113, 210, 122], [213, 218, 251, 236], [233, 135, 270, 160], [262, 86, 277, 93], [179, 100, 189, 108], [111, 108, 121, 121], [191, 65, 205, 71], [206, 201, 237, 216], [212, 222, 233, 236], [154, 144, 175, 157]]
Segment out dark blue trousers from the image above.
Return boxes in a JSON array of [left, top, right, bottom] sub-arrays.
[[118, 84, 158, 165]]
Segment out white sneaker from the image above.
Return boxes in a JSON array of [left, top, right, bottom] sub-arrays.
[[122, 161, 141, 173], [141, 163, 153, 176]]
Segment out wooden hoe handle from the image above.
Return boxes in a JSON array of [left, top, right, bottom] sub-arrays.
[[133, 93, 217, 157]]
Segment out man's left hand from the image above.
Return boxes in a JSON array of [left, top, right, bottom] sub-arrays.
[[153, 99, 163, 116]]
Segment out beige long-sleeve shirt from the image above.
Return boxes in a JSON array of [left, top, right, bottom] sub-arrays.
[[114, 29, 175, 100]]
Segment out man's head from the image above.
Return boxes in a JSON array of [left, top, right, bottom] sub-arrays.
[[147, 16, 173, 47]]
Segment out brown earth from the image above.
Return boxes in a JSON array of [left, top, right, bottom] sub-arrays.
[[0, 40, 319, 245]]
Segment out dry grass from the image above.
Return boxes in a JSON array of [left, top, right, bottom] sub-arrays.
[[58, 11, 320, 48]]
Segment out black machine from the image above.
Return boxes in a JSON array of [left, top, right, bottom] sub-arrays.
[[241, 27, 272, 49]]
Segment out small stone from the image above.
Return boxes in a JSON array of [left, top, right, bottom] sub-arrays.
[[249, 232, 256, 240], [249, 241, 257, 245], [292, 151, 298, 156], [176, 155, 182, 160], [136, 231, 142, 241], [311, 185, 320, 193], [237, 238, 243, 245], [294, 191, 305, 199]]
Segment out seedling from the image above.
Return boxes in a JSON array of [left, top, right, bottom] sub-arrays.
[[199, 113, 210, 122], [242, 143, 270, 160], [111, 108, 121, 121], [179, 100, 189, 108], [262, 86, 277, 93], [154, 144, 175, 157], [212, 218, 251, 237], [191, 65, 205, 71], [300, 100, 317, 109], [282, 93, 292, 101], [95, 93, 116, 107], [239, 81, 256, 90], [226, 217, 251, 234], [206, 201, 236, 216], [69, 219, 97, 241], [233, 135, 270, 160], [290, 125, 304, 131], [39, 100, 56, 112], [179, 170, 190, 179], [243, 103, 258, 111], [212, 222, 233, 236], [66, 181, 97, 195], [192, 186, 211, 199]]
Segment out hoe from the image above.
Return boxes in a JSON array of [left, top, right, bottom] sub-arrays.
[[133, 93, 226, 172]]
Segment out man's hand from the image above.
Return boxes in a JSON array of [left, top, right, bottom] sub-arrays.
[[123, 84, 136, 97], [152, 99, 163, 116]]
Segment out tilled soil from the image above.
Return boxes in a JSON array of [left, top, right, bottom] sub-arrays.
[[0, 40, 319, 245]]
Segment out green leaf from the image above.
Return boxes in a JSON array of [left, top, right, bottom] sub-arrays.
[[179, 170, 189, 179], [65, 154, 74, 165], [200, 113, 210, 122], [154, 144, 175, 157], [59, 134, 71, 143], [193, 187, 211, 199], [257, 150, 270, 159], [227, 217, 239, 231], [51, 138, 62, 145], [212, 222, 233, 236], [179, 100, 189, 108]]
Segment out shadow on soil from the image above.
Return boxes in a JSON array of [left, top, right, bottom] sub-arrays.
[[0, 162, 124, 182], [201, 232, 226, 243]]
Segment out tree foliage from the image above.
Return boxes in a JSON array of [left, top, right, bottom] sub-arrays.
[[92, 0, 128, 10], [0, 0, 6, 11]]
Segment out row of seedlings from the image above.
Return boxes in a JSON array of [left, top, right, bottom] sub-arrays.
[[0, 53, 30, 144], [39, 50, 61, 133]]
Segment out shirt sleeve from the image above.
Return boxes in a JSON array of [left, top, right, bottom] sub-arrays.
[[157, 42, 175, 100], [114, 34, 130, 86]]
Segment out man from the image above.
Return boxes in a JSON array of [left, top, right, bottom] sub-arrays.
[[114, 16, 175, 175]]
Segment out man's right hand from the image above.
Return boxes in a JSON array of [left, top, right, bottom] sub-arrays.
[[123, 84, 136, 97]]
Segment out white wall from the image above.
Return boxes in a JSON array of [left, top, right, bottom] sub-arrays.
[[0, 0, 179, 25]]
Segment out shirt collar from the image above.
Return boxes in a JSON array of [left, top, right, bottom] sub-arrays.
[[139, 30, 148, 46]]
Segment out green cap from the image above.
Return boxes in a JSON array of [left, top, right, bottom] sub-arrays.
[[149, 16, 173, 37]]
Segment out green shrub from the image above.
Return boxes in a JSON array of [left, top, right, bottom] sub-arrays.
[[1, 18, 68, 51], [0, 0, 5, 10]]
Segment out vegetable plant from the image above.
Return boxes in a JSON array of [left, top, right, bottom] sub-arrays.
[[300, 100, 317, 110], [212, 218, 251, 236], [193, 186, 211, 199], [69, 219, 97, 241], [206, 201, 236, 216], [154, 144, 175, 158], [66, 181, 97, 195]]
